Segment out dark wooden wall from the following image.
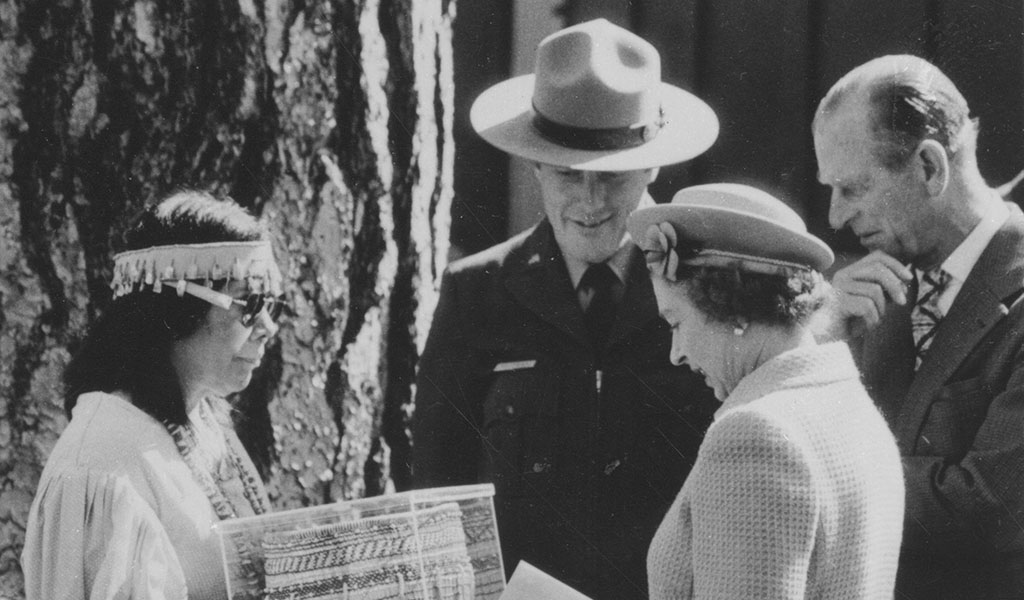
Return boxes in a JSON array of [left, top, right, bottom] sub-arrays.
[[449, 1, 513, 257], [452, 0, 1024, 259]]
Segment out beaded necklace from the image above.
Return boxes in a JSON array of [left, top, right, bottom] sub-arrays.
[[166, 399, 269, 519]]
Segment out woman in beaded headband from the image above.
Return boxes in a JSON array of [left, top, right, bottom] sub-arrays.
[[22, 190, 284, 600], [628, 183, 906, 598]]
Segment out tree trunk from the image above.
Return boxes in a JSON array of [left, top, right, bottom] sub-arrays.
[[0, 0, 454, 596]]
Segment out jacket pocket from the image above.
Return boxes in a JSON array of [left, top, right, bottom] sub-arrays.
[[481, 360, 560, 491], [918, 376, 990, 457]]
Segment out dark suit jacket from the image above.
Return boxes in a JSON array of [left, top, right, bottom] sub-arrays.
[[412, 220, 717, 600], [853, 203, 1024, 599]]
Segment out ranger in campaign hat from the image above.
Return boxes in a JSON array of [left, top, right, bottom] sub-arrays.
[[413, 19, 721, 600], [471, 18, 718, 171]]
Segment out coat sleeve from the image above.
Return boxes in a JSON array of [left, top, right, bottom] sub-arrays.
[[21, 468, 188, 600], [412, 267, 486, 487], [689, 411, 817, 599], [901, 358, 1024, 555]]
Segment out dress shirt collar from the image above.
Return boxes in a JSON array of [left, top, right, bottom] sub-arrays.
[[563, 191, 655, 289], [933, 195, 1009, 314], [565, 242, 632, 290]]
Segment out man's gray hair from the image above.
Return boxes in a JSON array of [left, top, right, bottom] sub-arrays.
[[815, 54, 978, 170]]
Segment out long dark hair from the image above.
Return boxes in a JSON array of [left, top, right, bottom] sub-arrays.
[[63, 190, 270, 426]]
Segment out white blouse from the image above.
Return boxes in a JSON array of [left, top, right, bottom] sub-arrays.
[[21, 392, 262, 600]]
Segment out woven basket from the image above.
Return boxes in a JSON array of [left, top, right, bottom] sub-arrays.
[[262, 502, 475, 600]]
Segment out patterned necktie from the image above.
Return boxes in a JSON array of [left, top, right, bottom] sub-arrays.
[[580, 262, 618, 350], [911, 267, 951, 369]]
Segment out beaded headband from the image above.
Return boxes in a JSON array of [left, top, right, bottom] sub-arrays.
[[110, 241, 283, 299]]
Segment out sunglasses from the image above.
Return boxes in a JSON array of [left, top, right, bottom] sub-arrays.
[[170, 280, 286, 327]]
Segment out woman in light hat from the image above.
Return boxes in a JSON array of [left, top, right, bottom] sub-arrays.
[[629, 184, 905, 599], [22, 191, 284, 599]]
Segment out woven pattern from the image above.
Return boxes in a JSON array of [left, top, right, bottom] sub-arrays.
[[262, 502, 474, 600], [911, 267, 951, 369], [647, 343, 904, 599], [459, 502, 504, 599]]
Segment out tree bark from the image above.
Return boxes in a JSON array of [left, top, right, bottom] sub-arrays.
[[0, 0, 454, 595]]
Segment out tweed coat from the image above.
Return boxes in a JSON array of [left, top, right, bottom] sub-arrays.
[[852, 203, 1024, 599], [412, 220, 717, 600], [647, 342, 905, 599]]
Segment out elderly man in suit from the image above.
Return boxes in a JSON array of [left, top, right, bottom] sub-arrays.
[[814, 54, 1024, 599], [412, 19, 720, 600]]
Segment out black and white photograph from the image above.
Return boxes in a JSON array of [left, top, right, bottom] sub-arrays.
[[1, 1, 1023, 598]]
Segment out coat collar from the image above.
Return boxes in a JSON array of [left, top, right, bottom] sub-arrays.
[[716, 341, 860, 421], [502, 220, 661, 348], [896, 203, 1024, 443]]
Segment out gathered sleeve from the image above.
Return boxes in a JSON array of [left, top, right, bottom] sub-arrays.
[[22, 467, 188, 600]]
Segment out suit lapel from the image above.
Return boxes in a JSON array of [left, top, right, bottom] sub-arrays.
[[503, 221, 591, 346], [896, 207, 1024, 444]]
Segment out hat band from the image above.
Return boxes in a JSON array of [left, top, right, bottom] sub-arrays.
[[682, 250, 813, 276], [644, 247, 813, 280], [531, 104, 665, 151]]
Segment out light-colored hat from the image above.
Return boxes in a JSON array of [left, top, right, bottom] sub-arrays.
[[627, 183, 834, 277], [470, 19, 718, 171]]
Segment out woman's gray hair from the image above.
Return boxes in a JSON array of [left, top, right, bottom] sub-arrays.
[[670, 263, 832, 329]]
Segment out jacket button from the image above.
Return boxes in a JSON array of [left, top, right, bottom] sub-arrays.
[[604, 459, 621, 475], [532, 462, 550, 473], [504, 405, 515, 417]]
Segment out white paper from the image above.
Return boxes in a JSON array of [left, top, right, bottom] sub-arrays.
[[498, 561, 594, 600]]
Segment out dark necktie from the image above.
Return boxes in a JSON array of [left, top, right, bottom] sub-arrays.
[[911, 267, 951, 370], [580, 262, 618, 350]]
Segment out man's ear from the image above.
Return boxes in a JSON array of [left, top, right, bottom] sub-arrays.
[[917, 139, 949, 196]]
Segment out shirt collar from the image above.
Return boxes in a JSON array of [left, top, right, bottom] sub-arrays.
[[565, 241, 632, 289], [563, 191, 655, 289], [939, 197, 1009, 283]]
